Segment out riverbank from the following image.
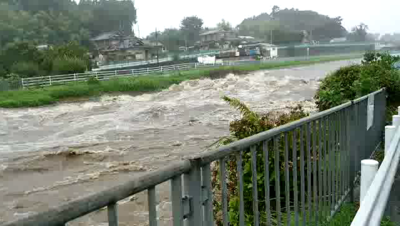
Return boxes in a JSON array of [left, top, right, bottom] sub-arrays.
[[0, 55, 360, 108]]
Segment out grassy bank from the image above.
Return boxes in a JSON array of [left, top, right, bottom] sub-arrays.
[[0, 55, 360, 108]]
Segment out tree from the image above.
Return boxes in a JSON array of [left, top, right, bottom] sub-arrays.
[[237, 7, 347, 43], [347, 23, 369, 42], [217, 19, 233, 31], [147, 28, 185, 52], [180, 16, 203, 46]]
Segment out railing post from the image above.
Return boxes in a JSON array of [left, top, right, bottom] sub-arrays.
[[184, 158, 203, 226], [95, 72, 98, 80], [49, 76, 52, 86], [348, 103, 356, 203], [74, 74, 77, 81], [360, 160, 379, 203], [21, 78, 25, 89], [385, 126, 396, 155]]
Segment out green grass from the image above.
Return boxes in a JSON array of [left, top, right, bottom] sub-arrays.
[[0, 55, 361, 108], [272, 203, 394, 226]]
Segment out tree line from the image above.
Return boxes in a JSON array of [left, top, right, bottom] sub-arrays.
[[0, 0, 136, 49], [0, 0, 137, 79], [147, 6, 380, 51]]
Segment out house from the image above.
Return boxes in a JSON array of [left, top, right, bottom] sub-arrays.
[[238, 43, 278, 58], [91, 31, 164, 64], [198, 29, 239, 50], [200, 29, 237, 43]]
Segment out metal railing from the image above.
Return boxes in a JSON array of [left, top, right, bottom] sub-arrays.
[[1, 89, 386, 226], [351, 107, 400, 226]]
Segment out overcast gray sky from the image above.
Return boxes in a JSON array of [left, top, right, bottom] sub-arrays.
[[132, 0, 399, 38]]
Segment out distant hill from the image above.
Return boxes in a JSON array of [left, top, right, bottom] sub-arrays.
[[238, 8, 347, 44]]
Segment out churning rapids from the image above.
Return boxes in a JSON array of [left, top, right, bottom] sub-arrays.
[[0, 60, 358, 225]]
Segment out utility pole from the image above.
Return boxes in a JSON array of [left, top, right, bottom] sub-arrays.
[[156, 28, 159, 66]]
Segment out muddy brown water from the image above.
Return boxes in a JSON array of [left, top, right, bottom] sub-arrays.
[[0, 60, 359, 225]]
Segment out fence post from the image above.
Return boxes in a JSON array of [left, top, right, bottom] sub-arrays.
[[184, 158, 203, 226], [360, 160, 379, 203], [74, 74, 77, 81], [160, 66, 163, 73], [48, 76, 52, 86], [195, 63, 197, 69], [131, 69, 135, 76], [348, 103, 356, 203], [21, 78, 25, 89], [385, 126, 396, 155], [95, 73, 98, 80]]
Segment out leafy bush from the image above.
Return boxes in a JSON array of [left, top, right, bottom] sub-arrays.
[[315, 65, 362, 111], [10, 62, 42, 78], [52, 57, 87, 75], [315, 52, 400, 112], [212, 96, 310, 226], [87, 76, 100, 85]]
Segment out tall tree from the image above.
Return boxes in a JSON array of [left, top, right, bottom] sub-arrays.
[[217, 19, 233, 31], [348, 23, 369, 42], [180, 16, 203, 46]]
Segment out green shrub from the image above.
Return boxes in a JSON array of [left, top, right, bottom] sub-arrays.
[[10, 62, 42, 78], [315, 65, 362, 111], [315, 52, 400, 113], [87, 76, 100, 85], [52, 57, 87, 75], [212, 97, 311, 226]]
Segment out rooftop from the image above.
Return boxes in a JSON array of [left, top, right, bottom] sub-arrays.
[[200, 29, 235, 36]]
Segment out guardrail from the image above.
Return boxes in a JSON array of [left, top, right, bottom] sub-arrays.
[[1, 89, 386, 226], [351, 106, 400, 226]]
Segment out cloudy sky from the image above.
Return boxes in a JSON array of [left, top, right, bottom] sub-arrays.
[[132, 0, 399, 38]]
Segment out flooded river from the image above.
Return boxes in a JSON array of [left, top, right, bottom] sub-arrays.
[[0, 60, 358, 225]]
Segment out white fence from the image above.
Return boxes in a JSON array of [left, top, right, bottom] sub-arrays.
[[21, 62, 220, 88], [21, 53, 362, 88], [351, 107, 400, 226]]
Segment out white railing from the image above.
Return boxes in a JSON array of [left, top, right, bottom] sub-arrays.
[[21, 62, 222, 88], [351, 107, 400, 226]]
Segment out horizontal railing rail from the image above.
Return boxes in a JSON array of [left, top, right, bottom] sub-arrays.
[[1, 89, 386, 226]]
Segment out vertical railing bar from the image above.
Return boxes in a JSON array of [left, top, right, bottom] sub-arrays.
[[292, 131, 299, 226], [148, 186, 158, 226], [318, 119, 324, 224], [306, 122, 312, 224], [340, 110, 345, 200], [345, 107, 350, 194], [275, 136, 282, 226], [237, 151, 245, 226], [202, 163, 214, 226], [332, 113, 338, 211], [284, 132, 291, 226], [107, 202, 118, 226], [184, 160, 202, 226], [300, 125, 306, 226], [322, 117, 329, 221], [264, 140, 272, 226], [328, 115, 333, 216], [171, 175, 183, 226], [251, 146, 260, 226], [325, 117, 331, 219], [326, 116, 332, 217], [220, 158, 229, 226], [312, 121, 318, 225]]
